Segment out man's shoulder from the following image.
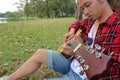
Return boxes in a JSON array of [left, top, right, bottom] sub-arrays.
[[110, 11, 120, 25], [114, 15, 120, 25]]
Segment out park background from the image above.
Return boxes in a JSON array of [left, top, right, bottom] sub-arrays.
[[0, 0, 120, 80]]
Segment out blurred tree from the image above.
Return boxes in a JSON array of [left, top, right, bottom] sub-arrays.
[[3, 0, 75, 20], [0, 13, 4, 17], [24, 0, 29, 20]]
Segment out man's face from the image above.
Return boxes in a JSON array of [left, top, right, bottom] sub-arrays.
[[78, 0, 104, 20]]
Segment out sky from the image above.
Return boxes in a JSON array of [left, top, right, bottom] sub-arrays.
[[0, 0, 20, 13]]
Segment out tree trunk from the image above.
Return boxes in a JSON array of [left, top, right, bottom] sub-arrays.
[[26, 0, 28, 20], [73, 0, 83, 20], [46, 0, 50, 18]]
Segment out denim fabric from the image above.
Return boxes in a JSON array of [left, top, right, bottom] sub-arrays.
[[45, 50, 82, 80]]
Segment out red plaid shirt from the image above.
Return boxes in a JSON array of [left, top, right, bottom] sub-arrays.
[[69, 9, 120, 80]]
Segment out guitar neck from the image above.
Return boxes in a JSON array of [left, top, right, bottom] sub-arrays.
[[57, 29, 83, 52]]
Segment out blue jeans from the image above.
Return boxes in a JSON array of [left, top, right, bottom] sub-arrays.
[[45, 50, 82, 80]]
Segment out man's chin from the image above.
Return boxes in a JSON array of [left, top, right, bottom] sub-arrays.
[[90, 16, 96, 20], [88, 16, 94, 19]]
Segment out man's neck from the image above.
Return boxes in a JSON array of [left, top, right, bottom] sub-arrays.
[[97, 5, 113, 23]]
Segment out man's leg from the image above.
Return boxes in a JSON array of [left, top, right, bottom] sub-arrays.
[[8, 49, 48, 80], [44, 50, 82, 80]]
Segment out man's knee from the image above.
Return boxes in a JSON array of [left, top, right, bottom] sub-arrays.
[[33, 49, 48, 64], [35, 49, 46, 55]]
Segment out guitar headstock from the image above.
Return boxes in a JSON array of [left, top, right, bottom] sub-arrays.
[[70, 39, 114, 78], [84, 43, 114, 58]]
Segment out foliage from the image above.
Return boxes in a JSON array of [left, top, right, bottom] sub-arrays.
[[27, 0, 75, 18], [3, 0, 75, 21], [4, 11, 24, 21]]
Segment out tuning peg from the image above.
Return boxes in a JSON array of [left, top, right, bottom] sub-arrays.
[[85, 45, 90, 50], [80, 58, 85, 64], [100, 48, 105, 54], [79, 70, 85, 75], [76, 54, 82, 59], [83, 64, 89, 70], [75, 65, 85, 75], [108, 52, 114, 56], [89, 48, 95, 54], [95, 44, 101, 50], [95, 52, 102, 58]]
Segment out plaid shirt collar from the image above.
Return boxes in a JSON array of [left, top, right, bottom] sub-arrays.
[[92, 9, 119, 27], [104, 9, 119, 26]]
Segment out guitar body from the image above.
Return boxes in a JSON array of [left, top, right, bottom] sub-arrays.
[[58, 29, 114, 79], [75, 45, 113, 79], [69, 30, 114, 79]]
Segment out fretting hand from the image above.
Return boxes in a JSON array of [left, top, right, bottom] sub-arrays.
[[62, 28, 75, 56]]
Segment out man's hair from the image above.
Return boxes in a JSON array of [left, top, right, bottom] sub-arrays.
[[107, 0, 113, 4], [107, 0, 110, 3], [107, 0, 120, 10]]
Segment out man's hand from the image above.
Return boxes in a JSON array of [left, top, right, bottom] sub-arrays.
[[62, 28, 75, 56], [62, 41, 74, 56], [64, 28, 75, 42]]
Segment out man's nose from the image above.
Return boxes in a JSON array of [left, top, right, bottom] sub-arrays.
[[84, 8, 89, 16]]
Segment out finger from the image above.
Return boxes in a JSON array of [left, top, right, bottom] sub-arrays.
[[64, 34, 69, 42], [62, 48, 73, 56]]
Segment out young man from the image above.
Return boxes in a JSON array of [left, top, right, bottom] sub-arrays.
[[0, 0, 120, 80]]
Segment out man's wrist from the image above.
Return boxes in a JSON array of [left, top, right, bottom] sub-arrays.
[[69, 28, 75, 34], [61, 52, 71, 59]]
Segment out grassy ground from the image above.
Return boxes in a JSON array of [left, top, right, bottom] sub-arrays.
[[0, 18, 75, 80]]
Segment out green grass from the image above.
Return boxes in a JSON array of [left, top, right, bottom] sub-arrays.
[[0, 18, 75, 80]]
